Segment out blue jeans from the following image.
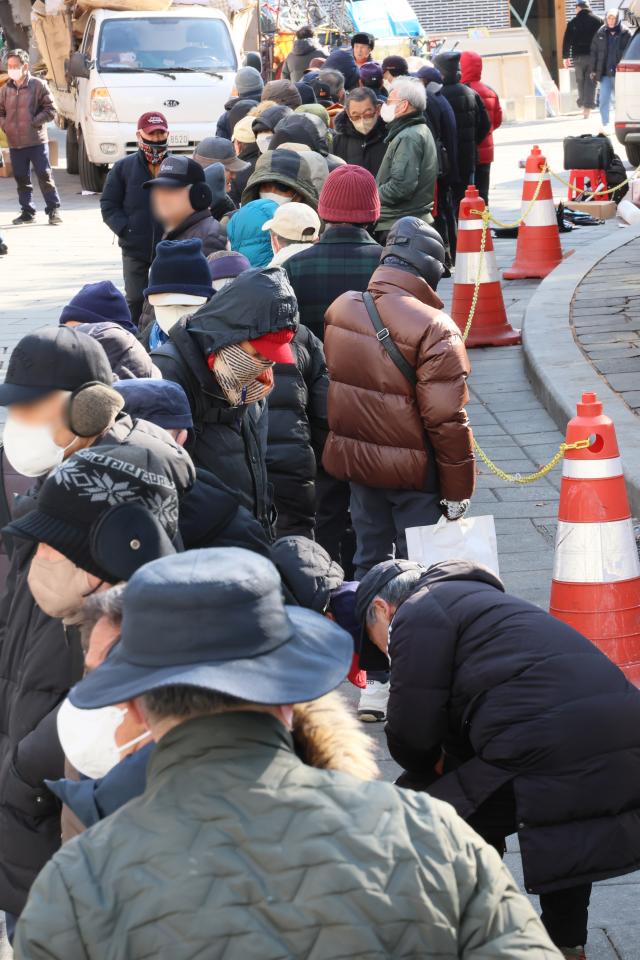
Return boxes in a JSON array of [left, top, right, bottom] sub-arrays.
[[9, 143, 61, 214], [599, 75, 615, 126]]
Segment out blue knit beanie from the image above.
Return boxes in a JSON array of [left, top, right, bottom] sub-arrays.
[[59, 281, 136, 334], [144, 239, 213, 299], [114, 378, 193, 430]]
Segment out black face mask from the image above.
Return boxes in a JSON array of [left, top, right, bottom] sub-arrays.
[[140, 137, 168, 165]]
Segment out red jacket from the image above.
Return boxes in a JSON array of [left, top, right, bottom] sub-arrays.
[[460, 51, 502, 165]]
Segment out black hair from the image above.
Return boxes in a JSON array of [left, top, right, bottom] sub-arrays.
[[296, 25, 315, 40]]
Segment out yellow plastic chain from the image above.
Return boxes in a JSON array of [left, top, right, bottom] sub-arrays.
[[473, 438, 592, 484], [472, 162, 549, 229], [548, 164, 639, 201]]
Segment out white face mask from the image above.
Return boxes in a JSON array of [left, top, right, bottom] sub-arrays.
[[3, 413, 74, 477], [351, 116, 378, 135], [260, 191, 291, 206], [8, 68, 24, 83], [154, 303, 190, 335], [380, 101, 397, 124], [57, 697, 152, 779], [212, 277, 233, 291], [256, 133, 272, 154]]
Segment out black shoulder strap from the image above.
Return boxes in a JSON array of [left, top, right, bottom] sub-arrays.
[[0, 446, 13, 532], [362, 292, 417, 387]]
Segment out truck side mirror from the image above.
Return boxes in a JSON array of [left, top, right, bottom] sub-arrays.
[[67, 51, 91, 80]]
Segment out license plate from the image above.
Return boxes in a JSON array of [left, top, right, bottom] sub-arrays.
[[168, 133, 189, 146]]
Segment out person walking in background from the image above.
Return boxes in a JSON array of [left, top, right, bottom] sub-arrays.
[[375, 77, 438, 242], [0, 48, 61, 226], [562, 0, 602, 118], [282, 26, 326, 82], [101, 111, 168, 324], [460, 51, 502, 204], [590, 9, 631, 129]]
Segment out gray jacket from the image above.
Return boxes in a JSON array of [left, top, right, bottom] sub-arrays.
[[0, 75, 55, 149], [15, 711, 560, 959]]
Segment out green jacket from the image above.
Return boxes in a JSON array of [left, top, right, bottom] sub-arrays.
[[15, 712, 559, 960], [376, 112, 438, 231]]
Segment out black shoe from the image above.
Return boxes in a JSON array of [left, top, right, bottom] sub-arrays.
[[48, 210, 62, 225], [12, 211, 35, 225], [0, 242, 7, 256]]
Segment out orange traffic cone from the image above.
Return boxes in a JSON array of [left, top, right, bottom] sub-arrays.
[[503, 145, 564, 280], [451, 186, 521, 347], [550, 391, 640, 684]]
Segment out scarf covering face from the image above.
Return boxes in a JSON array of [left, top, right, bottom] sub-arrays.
[[212, 344, 274, 407]]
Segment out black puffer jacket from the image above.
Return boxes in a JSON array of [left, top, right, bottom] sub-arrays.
[[266, 324, 328, 537], [100, 151, 163, 264], [180, 467, 271, 557], [215, 92, 262, 139], [229, 141, 260, 206], [152, 268, 299, 533], [562, 7, 602, 58], [0, 416, 193, 916], [332, 110, 388, 177], [434, 52, 490, 186], [590, 22, 631, 79], [282, 38, 326, 82], [386, 561, 640, 895]]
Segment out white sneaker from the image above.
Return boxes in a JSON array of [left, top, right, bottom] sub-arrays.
[[358, 680, 390, 722]]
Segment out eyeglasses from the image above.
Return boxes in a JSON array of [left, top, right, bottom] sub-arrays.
[[349, 110, 377, 120]]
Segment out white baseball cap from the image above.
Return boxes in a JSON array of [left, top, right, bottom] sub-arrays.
[[262, 202, 321, 242]]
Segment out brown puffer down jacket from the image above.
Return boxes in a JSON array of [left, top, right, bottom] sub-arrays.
[[322, 265, 475, 501]]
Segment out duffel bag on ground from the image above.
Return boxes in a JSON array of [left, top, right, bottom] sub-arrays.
[[563, 134, 614, 171]]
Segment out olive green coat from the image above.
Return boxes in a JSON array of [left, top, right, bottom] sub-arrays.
[[15, 711, 559, 960], [376, 112, 438, 231]]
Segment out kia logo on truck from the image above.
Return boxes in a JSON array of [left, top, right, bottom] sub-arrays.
[[164, 99, 180, 108]]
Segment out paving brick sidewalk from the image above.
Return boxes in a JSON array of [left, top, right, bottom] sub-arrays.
[[572, 234, 640, 415]]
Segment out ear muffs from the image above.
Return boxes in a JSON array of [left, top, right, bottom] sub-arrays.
[[90, 502, 176, 584], [189, 181, 213, 212], [66, 381, 125, 438]]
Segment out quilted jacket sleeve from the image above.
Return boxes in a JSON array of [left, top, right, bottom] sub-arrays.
[[32, 81, 55, 128], [441, 806, 561, 958], [13, 860, 89, 960], [415, 321, 475, 501]]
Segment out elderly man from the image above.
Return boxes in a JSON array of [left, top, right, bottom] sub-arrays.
[[15, 548, 559, 959], [375, 76, 438, 242], [0, 48, 61, 225], [356, 558, 640, 959], [333, 87, 387, 177]]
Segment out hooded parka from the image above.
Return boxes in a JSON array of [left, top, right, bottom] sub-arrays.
[[241, 148, 319, 208], [282, 37, 327, 82], [459, 52, 502, 165], [385, 561, 640, 894], [266, 325, 329, 536], [16, 711, 559, 959], [152, 267, 299, 532], [322, 265, 475, 502], [434, 52, 491, 187], [0, 416, 193, 916]]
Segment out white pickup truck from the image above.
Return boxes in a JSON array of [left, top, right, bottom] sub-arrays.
[[46, 5, 248, 191]]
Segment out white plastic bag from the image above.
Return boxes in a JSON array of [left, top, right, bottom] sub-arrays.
[[406, 515, 500, 578], [616, 198, 640, 225]]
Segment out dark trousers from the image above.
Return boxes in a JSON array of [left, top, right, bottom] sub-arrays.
[[122, 254, 150, 327], [468, 783, 592, 947], [475, 163, 491, 206], [433, 181, 456, 266], [9, 144, 60, 215], [574, 53, 597, 109], [349, 483, 441, 579], [315, 468, 354, 578]]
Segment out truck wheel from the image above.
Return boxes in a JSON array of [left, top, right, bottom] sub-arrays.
[[78, 131, 107, 193], [625, 142, 640, 168], [66, 125, 79, 176]]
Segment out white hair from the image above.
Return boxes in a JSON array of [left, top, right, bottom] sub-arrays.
[[389, 75, 427, 112]]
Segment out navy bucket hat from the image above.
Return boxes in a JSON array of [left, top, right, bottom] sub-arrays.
[[69, 547, 353, 709]]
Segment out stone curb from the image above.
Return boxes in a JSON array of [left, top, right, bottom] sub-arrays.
[[522, 222, 640, 516]]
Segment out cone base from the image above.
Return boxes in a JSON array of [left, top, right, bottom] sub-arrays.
[[466, 327, 522, 348], [503, 261, 562, 280], [451, 282, 520, 348]]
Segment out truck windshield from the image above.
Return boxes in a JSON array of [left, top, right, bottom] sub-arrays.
[[97, 17, 237, 73]]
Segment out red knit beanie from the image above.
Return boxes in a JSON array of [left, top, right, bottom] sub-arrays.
[[318, 165, 381, 224]]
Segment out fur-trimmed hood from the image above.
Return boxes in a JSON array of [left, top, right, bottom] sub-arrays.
[[293, 691, 379, 780]]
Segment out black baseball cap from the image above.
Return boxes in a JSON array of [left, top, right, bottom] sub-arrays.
[[144, 155, 206, 190], [355, 559, 424, 670], [68, 547, 354, 709], [0, 327, 112, 406]]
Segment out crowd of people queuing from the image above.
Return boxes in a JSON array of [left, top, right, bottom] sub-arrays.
[[1, 30, 640, 960]]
